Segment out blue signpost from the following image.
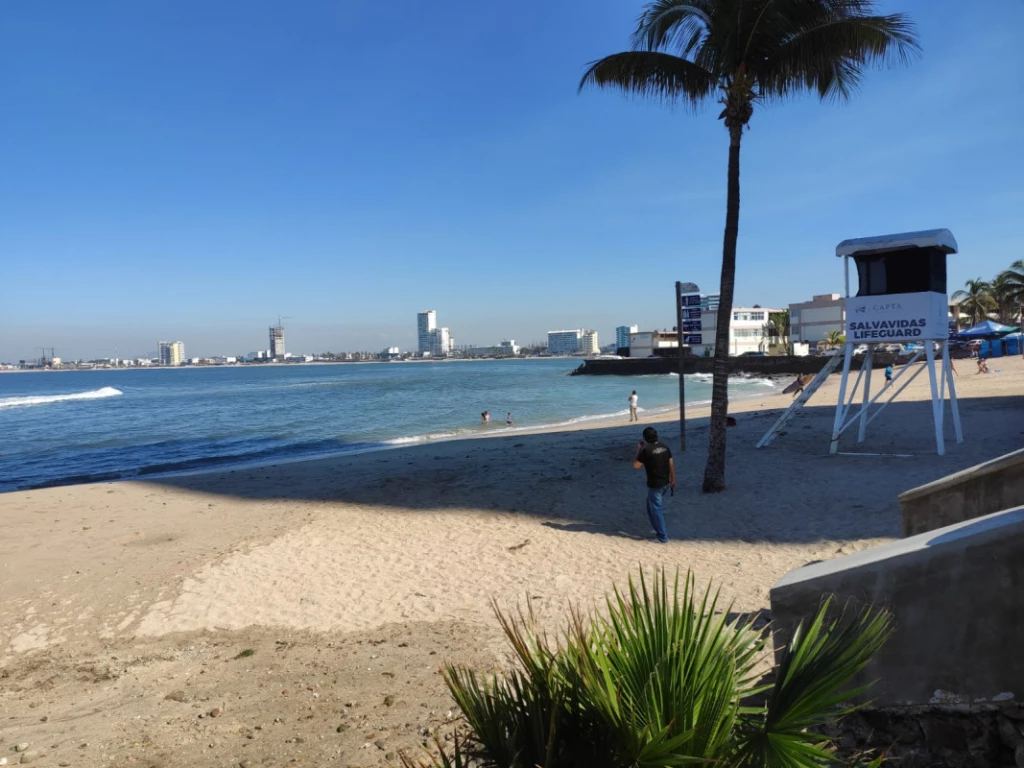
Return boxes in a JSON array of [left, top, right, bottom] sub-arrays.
[[675, 282, 701, 451]]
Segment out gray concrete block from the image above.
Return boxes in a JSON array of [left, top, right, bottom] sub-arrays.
[[900, 447, 1024, 537], [770, 506, 1024, 706]]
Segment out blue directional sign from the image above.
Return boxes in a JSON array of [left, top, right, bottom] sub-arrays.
[[682, 320, 702, 332], [682, 294, 702, 307], [683, 334, 703, 345], [683, 308, 702, 320]]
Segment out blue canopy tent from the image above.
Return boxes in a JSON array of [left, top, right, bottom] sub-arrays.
[[954, 320, 1020, 358], [956, 319, 1019, 338]]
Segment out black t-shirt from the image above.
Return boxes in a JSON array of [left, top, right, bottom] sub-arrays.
[[638, 442, 673, 488]]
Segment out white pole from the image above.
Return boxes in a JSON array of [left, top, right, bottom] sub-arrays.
[[945, 339, 964, 443], [830, 342, 855, 455], [858, 345, 873, 443], [924, 341, 945, 455]]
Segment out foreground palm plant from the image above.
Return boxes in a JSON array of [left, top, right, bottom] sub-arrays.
[[404, 570, 890, 767], [580, 0, 919, 492]]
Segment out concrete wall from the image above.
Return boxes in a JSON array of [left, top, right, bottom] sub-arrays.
[[572, 353, 900, 377], [899, 447, 1024, 537], [770, 507, 1024, 707]]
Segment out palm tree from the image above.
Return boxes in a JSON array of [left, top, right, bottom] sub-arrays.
[[580, 0, 918, 492], [952, 278, 997, 326], [990, 274, 1017, 325], [769, 310, 790, 354], [997, 259, 1024, 324], [826, 329, 845, 349]]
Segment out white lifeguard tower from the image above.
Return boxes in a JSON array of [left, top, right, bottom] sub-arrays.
[[829, 229, 963, 455]]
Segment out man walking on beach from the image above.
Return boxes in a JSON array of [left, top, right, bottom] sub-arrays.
[[633, 427, 676, 544], [628, 390, 639, 422]]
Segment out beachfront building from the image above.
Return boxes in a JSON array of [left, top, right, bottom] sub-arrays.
[[269, 324, 286, 359], [157, 340, 185, 366], [616, 325, 638, 353], [417, 310, 454, 357], [547, 329, 582, 355], [789, 294, 845, 346], [628, 331, 678, 358], [689, 306, 783, 356], [417, 310, 436, 354], [579, 330, 599, 355]]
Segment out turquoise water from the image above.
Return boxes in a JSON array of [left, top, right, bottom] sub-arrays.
[[0, 360, 777, 492]]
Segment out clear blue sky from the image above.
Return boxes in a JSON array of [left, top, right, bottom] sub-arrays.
[[2, 0, 1022, 360]]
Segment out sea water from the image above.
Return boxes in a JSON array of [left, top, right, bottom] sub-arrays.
[[0, 359, 776, 492]]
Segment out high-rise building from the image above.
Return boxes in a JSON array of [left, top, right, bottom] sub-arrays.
[[417, 310, 437, 354], [158, 341, 185, 366], [269, 324, 285, 359], [580, 330, 599, 355], [547, 329, 582, 355], [615, 325, 639, 351]]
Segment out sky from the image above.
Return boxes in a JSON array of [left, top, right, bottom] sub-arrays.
[[2, 0, 1023, 361]]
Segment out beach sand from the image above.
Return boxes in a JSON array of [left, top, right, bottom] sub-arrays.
[[1, 356, 1022, 766]]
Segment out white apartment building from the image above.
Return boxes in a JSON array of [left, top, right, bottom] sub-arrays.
[[689, 306, 782, 356], [629, 331, 678, 358], [789, 294, 845, 345], [547, 329, 582, 355], [157, 341, 185, 366], [579, 330, 599, 355]]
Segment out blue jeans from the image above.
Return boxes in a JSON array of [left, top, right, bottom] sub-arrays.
[[646, 486, 670, 543]]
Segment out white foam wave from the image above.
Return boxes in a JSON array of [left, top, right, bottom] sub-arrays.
[[0, 386, 123, 410]]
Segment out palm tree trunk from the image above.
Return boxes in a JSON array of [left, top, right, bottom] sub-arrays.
[[702, 125, 742, 493]]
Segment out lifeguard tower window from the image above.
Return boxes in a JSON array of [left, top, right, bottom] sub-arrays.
[[854, 246, 947, 297]]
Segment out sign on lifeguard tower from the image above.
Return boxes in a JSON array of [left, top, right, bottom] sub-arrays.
[[830, 229, 963, 455]]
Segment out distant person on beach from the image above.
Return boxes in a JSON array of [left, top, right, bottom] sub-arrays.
[[884, 364, 893, 386], [632, 427, 676, 544], [977, 357, 990, 374], [628, 390, 639, 422], [506, 412, 513, 425], [481, 411, 490, 424]]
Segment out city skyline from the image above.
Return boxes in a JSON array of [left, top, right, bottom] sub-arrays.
[[3, 1, 1023, 362]]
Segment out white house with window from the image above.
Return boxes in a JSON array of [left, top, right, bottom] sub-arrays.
[[689, 305, 783, 356]]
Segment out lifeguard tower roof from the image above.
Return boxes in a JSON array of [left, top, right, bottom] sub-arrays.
[[836, 229, 958, 258]]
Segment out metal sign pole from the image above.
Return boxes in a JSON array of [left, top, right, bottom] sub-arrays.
[[675, 281, 685, 452]]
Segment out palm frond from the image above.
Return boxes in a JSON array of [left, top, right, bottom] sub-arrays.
[[732, 598, 891, 765], [579, 51, 715, 108], [631, 0, 714, 56], [758, 13, 920, 102]]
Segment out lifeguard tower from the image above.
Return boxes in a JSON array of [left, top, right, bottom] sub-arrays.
[[829, 229, 963, 455]]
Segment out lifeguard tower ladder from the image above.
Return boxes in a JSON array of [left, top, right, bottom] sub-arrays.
[[830, 229, 963, 455]]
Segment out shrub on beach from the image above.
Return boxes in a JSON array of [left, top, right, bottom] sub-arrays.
[[402, 569, 890, 768]]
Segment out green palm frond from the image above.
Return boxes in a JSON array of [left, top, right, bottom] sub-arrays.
[[437, 569, 890, 768], [759, 15, 919, 102], [579, 51, 715, 106]]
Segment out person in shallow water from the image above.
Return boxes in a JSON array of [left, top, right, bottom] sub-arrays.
[[481, 411, 490, 424], [632, 426, 676, 544], [506, 412, 513, 426]]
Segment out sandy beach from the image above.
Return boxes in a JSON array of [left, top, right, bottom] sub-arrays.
[[2, 357, 1022, 767]]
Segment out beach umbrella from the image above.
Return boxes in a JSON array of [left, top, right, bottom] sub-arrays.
[[955, 319, 1019, 338]]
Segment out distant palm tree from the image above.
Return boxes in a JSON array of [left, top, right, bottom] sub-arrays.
[[826, 330, 845, 349], [952, 278, 997, 326], [769, 310, 790, 354], [998, 259, 1024, 324], [990, 274, 1018, 325], [580, 0, 918, 492]]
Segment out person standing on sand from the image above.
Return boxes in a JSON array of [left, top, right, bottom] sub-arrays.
[[628, 390, 639, 422], [884, 364, 893, 387], [632, 426, 676, 544]]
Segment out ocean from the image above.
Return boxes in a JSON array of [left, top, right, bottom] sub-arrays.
[[0, 360, 777, 492]]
